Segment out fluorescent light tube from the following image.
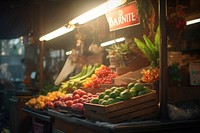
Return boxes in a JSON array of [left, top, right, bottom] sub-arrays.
[[65, 50, 72, 55], [39, 0, 126, 41], [100, 37, 125, 47], [69, 0, 127, 25], [39, 25, 75, 41], [186, 18, 200, 25]]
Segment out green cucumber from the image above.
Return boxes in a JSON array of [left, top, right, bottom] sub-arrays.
[[69, 65, 87, 80], [71, 65, 92, 81]]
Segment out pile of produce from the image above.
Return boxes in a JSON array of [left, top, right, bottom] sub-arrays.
[[25, 89, 97, 111], [82, 65, 118, 88], [59, 64, 117, 93], [140, 67, 159, 83], [25, 64, 118, 111], [53, 89, 97, 111], [90, 82, 151, 106], [25, 91, 66, 110], [58, 64, 99, 93]]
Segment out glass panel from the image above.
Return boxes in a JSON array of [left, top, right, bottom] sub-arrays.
[[0, 37, 25, 82]]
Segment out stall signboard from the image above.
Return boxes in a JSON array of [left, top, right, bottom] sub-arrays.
[[189, 63, 200, 85], [105, 1, 140, 31]]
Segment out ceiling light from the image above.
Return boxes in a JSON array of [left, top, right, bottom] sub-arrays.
[[39, 25, 75, 41], [39, 0, 126, 41], [65, 50, 72, 55], [69, 0, 127, 25], [100, 37, 125, 47], [186, 18, 200, 25]]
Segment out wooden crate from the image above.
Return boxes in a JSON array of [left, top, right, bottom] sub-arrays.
[[84, 90, 158, 123], [114, 66, 149, 86]]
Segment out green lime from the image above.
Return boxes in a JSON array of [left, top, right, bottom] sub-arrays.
[[127, 82, 135, 89], [129, 87, 135, 91], [109, 92, 117, 99], [105, 90, 112, 95], [98, 93, 105, 99], [116, 88, 122, 92], [138, 90, 147, 96], [91, 98, 99, 104], [130, 89, 137, 97], [134, 83, 144, 92], [114, 96, 122, 103], [98, 99, 104, 104], [120, 91, 131, 100], [117, 87, 125, 92], [101, 100, 108, 105], [143, 86, 151, 93], [113, 90, 120, 96], [103, 95, 110, 100], [110, 87, 117, 91], [107, 98, 115, 105]]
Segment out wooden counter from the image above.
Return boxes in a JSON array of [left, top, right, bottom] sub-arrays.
[[47, 109, 200, 133], [22, 107, 53, 133]]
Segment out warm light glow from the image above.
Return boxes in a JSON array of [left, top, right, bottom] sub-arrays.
[[39, 0, 126, 41], [186, 18, 200, 25], [65, 50, 72, 55], [39, 25, 75, 41], [69, 0, 127, 25], [100, 37, 125, 47]]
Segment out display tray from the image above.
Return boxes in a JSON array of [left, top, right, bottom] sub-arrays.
[[84, 90, 158, 123], [81, 87, 106, 94], [23, 105, 48, 115], [58, 106, 85, 118]]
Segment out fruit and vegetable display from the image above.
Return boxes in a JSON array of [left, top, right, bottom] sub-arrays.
[[24, 61, 157, 123], [59, 64, 118, 93], [90, 82, 151, 106], [25, 64, 118, 111], [25, 91, 66, 110], [82, 65, 118, 88], [25, 89, 97, 111], [140, 66, 159, 83]]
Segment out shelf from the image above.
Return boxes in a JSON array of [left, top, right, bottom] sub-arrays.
[[181, 48, 200, 53], [168, 48, 200, 53], [168, 86, 200, 103]]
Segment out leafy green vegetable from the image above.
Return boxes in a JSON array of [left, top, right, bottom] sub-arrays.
[[168, 62, 181, 86], [134, 25, 160, 67], [39, 83, 59, 95]]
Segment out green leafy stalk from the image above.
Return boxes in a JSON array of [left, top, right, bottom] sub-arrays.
[[134, 25, 160, 67], [134, 37, 154, 62], [154, 25, 160, 51]]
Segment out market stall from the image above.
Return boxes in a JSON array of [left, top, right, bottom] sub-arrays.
[[20, 0, 200, 132]]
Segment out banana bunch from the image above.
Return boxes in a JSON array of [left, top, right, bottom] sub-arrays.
[[59, 63, 100, 93]]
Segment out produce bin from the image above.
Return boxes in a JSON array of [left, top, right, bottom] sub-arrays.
[[84, 90, 158, 123]]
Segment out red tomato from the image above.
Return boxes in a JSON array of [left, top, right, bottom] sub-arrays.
[[53, 101, 62, 108], [73, 94, 80, 99], [45, 101, 54, 108], [72, 103, 84, 111], [82, 95, 88, 99], [65, 100, 74, 107], [78, 98, 84, 103], [60, 102, 67, 107], [73, 99, 79, 103], [87, 93, 93, 97]]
